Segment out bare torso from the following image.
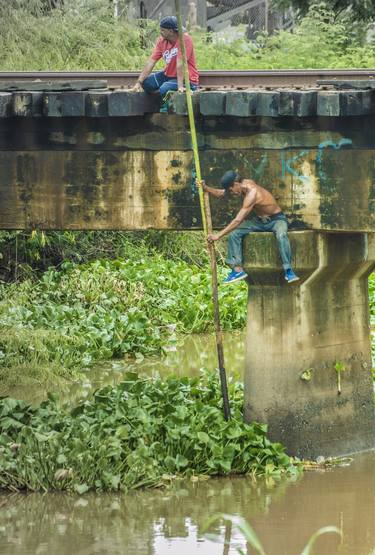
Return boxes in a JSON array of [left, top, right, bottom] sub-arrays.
[[242, 179, 281, 217]]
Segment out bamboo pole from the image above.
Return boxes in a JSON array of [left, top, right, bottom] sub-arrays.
[[174, 0, 231, 420]]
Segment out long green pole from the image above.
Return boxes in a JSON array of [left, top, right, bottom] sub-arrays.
[[174, 0, 231, 420]]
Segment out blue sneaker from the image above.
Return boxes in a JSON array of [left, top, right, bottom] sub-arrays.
[[159, 102, 169, 113], [223, 269, 247, 285], [285, 268, 300, 284]]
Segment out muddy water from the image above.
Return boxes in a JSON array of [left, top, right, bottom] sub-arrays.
[[1, 332, 375, 554], [0, 452, 374, 554], [5, 331, 246, 406]]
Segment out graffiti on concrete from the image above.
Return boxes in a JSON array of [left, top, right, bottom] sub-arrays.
[[316, 138, 353, 164], [316, 138, 353, 183], [236, 139, 353, 186], [281, 150, 311, 184]]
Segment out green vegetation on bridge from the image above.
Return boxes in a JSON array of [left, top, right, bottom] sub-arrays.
[[1, 2, 375, 71]]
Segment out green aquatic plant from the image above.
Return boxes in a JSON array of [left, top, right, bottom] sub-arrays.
[[0, 371, 297, 492], [206, 514, 340, 555], [0, 256, 247, 388], [300, 369, 312, 382], [334, 361, 347, 395], [370, 273, 375, 372]]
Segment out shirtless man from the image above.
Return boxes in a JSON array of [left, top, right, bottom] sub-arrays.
[[203, 170, 300, 285]]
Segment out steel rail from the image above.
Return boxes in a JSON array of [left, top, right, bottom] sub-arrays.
[[0, 69, 374, 88]]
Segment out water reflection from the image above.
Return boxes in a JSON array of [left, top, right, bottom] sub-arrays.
[[0, 452, 374, 554], [5, 331, 245, 405]]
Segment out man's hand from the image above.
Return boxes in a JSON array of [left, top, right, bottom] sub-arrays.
[[207, 233, 220, 243], [132, 81, 143, 92], [178, 86, 185, 93], [197, 180, 207, 191]]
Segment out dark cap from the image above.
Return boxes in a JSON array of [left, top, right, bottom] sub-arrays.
[[220, 170, 238, 191], [160, 16, 178, 31]]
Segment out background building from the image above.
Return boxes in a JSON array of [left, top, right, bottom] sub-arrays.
[[125, 0, 293, 35]]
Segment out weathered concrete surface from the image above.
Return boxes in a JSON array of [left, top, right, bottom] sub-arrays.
[[243, 231, 375, 458], [2, 88, 375, 118], [0, 116, 374, 230]]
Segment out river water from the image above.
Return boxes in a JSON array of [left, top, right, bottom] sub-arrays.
[[0, 331, 375, 554]]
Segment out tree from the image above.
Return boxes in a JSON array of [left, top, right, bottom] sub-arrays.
[[272, 0, 375, 22]]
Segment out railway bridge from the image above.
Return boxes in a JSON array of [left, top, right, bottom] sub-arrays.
[[0, 71, 374, 458]]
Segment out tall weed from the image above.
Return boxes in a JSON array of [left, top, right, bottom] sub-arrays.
[[0, 2, 375, 70]]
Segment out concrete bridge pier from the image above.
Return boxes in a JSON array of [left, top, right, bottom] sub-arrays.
[[243, 231, 375, 459]]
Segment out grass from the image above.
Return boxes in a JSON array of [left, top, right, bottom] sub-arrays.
[[0, 2, 375, 71]]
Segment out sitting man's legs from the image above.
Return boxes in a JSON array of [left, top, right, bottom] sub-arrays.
[[142, 74, 199, 112], [224, 220, 259, 284], [158, 80, 199, 112], [271, 217, 299, 283], [224, 216, 299, 285], [141, 71, 168, 94]]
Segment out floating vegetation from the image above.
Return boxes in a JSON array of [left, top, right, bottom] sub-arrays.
[[0, 372, 297, 493], [302, 457, 353, 471], [0, 256, 246, 388]]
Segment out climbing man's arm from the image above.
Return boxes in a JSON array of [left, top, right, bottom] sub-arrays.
[[208, 189, 257, 242], [198, 181, 226, 198]]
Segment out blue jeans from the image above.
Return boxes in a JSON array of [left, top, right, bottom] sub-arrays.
[[226, 212, 293, 270], [142, 70, 198, 99]]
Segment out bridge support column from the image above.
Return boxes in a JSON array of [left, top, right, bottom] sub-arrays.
[[243, 231, 375, 459]]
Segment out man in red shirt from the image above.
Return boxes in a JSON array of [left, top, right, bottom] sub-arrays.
[[132, 16, 199, 112]]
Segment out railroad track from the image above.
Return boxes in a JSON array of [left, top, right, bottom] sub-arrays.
[[0, 70, 375, 89]]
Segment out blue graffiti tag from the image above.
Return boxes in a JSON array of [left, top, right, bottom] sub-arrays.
[[281, 150, 311, 184], [316, 138, 353, 164], [316, 138, 353, 182]]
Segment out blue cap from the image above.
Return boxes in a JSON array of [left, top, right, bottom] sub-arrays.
[[160, 16, 178, 31], [221, 170, 238, 191]]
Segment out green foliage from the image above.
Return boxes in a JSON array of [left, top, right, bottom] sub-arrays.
[[0, 230, 220, 281], [272, 0, 375, 23], [0, 328, 83, 394], [0, 1, 375, 71], [370, 273, 375, 367], [0, 252, 247, 385], [0, 371, 296, 492], [370, 273, 375, 321], [236, 4, 372, 70], [0, 0, 158, 71]]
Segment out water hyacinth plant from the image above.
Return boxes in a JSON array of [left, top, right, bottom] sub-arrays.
[[0, 371, 297, 493], [0, 256, 247, 390]]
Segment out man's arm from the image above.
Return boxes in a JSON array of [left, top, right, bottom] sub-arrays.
[[132, 57, 157, 91], [199, 181, 225, 199], [208, 189, 257, 241]]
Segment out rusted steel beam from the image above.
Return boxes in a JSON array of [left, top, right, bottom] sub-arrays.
[[0, 70, 374, 89]]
